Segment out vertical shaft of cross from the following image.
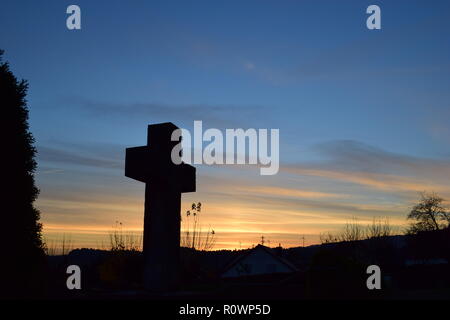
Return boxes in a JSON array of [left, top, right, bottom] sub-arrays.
[[143, 182, 181, 290]]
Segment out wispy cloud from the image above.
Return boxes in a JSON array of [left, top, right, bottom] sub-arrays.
[[66, 98, 269, 128], [284, 140, 450, 196], [37, 144, 123, 170], [236, 186, 348, 200]]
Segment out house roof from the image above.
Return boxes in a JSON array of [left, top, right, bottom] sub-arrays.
[[221, 244, 298, 275]]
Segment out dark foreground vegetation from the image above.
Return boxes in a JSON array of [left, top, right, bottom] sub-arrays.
[[42, 226, 450, 300]]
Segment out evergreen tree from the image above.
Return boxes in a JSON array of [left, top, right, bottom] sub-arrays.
[[0, 50, 46, 298]]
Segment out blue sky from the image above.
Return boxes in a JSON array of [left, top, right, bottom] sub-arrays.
[[2, 1, 450, 249]]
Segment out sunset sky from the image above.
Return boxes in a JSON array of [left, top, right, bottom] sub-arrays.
[[2, 0, 450, 250]]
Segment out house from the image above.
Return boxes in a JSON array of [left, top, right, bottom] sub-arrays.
[[221, 245, 297, 278]]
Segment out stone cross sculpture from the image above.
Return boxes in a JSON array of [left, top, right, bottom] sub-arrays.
[[125, 122, 196, 291]]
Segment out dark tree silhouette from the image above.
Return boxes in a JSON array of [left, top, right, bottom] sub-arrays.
[[1, 50, 46, 298], [407, 192, 450, 234]]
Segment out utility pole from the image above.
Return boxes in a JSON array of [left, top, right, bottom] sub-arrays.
[[261, 235, 265, 246]]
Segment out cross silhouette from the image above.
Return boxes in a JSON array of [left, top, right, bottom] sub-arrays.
[[125, 122, 195, 291]]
